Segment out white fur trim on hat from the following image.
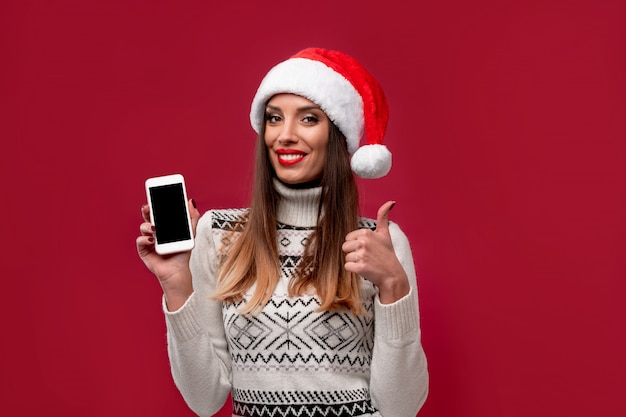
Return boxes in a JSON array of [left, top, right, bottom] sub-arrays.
[[250, 57, 364, 155]]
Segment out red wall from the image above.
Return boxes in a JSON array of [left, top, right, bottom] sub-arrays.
[[1, 1, 624, 416]]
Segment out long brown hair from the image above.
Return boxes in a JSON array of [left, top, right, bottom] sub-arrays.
[[212, 120, 363, 315]]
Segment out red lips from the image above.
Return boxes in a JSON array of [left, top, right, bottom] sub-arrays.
[[276, 148, 306, 166]]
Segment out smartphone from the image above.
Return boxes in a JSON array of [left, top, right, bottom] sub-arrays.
[[145, 173, 195, 255]]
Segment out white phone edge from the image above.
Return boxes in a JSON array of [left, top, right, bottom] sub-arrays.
[[144, 173, 195, 255]]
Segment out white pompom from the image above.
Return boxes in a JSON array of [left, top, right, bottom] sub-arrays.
[[350, 144, 392, 179]]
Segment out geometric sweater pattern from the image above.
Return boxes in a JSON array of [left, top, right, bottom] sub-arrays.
[[163, 180, 427, 417], [213, 209, 381, 417]]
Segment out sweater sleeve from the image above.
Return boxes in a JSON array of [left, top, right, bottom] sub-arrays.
[[163, 211, 232, 417], [369, 222, 429, 417]]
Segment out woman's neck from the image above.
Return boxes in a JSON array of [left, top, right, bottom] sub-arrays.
[[275, 177, 322, 189], [273, 179, 322, 228]]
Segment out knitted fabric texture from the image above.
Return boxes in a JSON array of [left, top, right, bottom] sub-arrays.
[[163, 182, 428, 417]]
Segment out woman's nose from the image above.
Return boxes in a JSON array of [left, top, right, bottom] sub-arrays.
[[277, 120, 298, 145]]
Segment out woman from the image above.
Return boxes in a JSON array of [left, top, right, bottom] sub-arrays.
[[137, 48, 428, 417]]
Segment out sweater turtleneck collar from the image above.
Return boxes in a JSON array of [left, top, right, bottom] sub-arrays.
[[274, 179, 322, 228]]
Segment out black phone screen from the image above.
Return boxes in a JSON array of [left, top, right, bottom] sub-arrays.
[[149, 183, 191, 244]]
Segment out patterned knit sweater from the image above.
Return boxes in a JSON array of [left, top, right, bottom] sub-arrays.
[[163, 181, 428, 417]]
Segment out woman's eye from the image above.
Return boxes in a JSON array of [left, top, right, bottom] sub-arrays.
[[302, 115, 319, 124], [265, 114, 281, 123]]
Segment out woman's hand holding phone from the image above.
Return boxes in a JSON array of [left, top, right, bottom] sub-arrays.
[[136, 198, 201, 312]]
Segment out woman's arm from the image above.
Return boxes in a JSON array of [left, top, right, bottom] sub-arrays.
[[342, 202, 429, 415], [163, 212, 232, 417], [369, 223, 429, 416]]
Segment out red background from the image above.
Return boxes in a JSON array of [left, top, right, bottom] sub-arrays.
[[1, 1, 625, 416]]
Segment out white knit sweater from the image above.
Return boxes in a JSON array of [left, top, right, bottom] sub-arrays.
[[163, 181, 428, 417]]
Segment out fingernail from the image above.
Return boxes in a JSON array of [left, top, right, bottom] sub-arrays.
[[151, 225, 156, 231], [148, 237, 154, 243], [141, 204, 146, 211], [390, 201, 396, 210], [191, 198, 197, 209]]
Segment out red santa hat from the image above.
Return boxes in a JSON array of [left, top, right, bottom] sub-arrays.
[[250, 47, 392, 179]]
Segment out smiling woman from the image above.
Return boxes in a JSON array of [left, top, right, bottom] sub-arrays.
[[136, 47, 428, 417], [264, 94, 330, 185]]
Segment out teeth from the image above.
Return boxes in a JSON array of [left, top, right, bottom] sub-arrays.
[[278, 154, 304, 161]]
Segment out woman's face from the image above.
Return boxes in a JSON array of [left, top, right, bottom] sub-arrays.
[[264, 94, 330, 185]]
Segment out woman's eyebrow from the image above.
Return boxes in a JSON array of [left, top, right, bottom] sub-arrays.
[[298, 105, 322, 111], [265, 104, 322, 111]]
